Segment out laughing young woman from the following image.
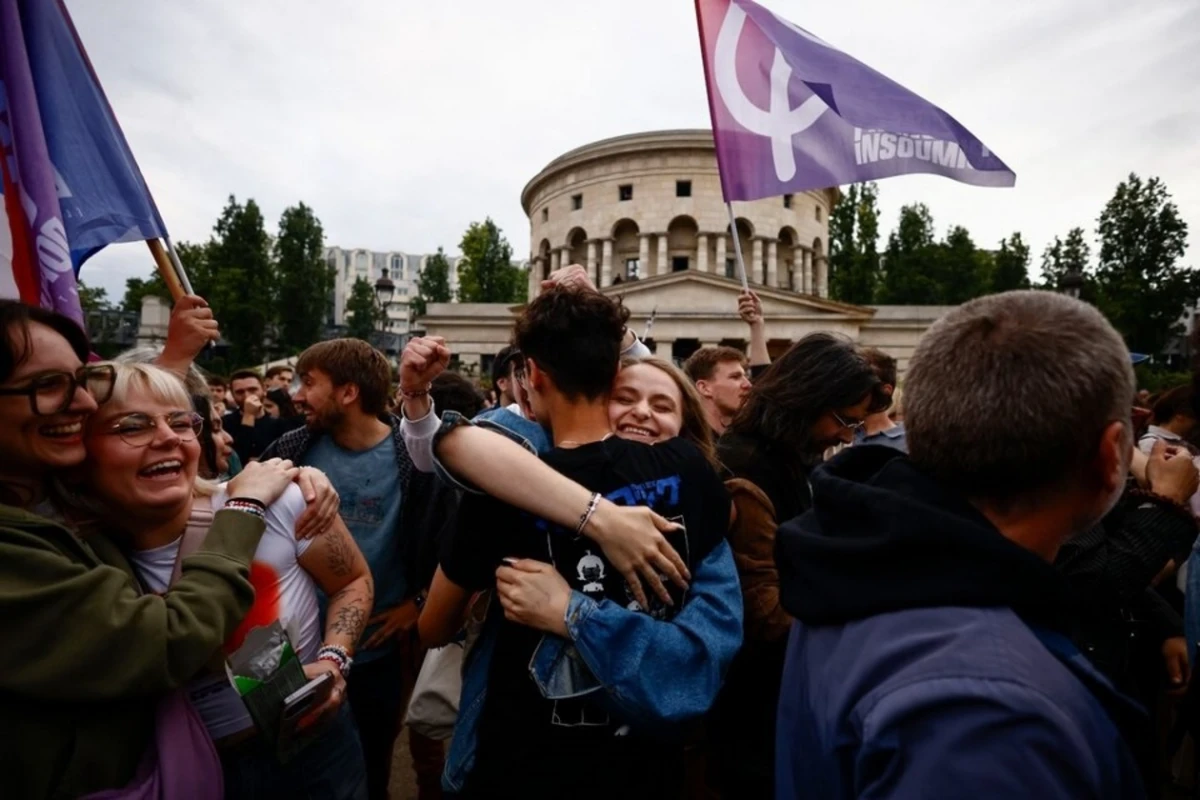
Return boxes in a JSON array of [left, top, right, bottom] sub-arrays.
[[0, 300, 300, 798], [73, 362, 375, 799]]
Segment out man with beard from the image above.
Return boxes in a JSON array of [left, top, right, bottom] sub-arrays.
[[261, 338, 453, 800]]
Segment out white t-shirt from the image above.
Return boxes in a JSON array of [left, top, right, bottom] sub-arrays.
[[129, 483, 322, 739]]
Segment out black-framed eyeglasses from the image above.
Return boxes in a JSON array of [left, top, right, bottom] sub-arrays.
[[831, 410, 865, 431], [0, 364, 115, 416], [106, 411, 204, 448]]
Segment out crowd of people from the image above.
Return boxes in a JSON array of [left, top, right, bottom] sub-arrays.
[[2, 261, 1199, 799]]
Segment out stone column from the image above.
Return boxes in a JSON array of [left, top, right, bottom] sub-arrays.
[[600, 239, 613, 287], [817, 257, 829, 298], [696, 234, 709, 273], [586, 241, 598, 283], [551, 250, 561, 272], [767, 240, 778, 288], [715, 235, 727, 278], [802, 249, 812, 294], [639, 234, 651, 279], [657, 235, 668, 276], [529, 259, 541, 298], [560, 247, 573, 269], [751, 238, 764, 284]]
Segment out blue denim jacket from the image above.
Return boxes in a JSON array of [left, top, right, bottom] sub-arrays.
[[434, 411, 744, 792]]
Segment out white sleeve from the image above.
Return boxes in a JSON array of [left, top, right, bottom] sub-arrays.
[[623, 335, 652, 359], [269, 482, 313, 557], [1137, 435, 1157, 455], [399, 399, 440, 474]]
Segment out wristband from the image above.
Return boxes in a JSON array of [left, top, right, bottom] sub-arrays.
[[317, 644, 354, 678], [575, 492, 602, 536], [399, 384, 431, 400], [1128, 488, 1198, 527], [224, 498, 266, 521]]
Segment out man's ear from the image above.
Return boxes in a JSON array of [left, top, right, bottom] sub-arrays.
[[338, 382, 361, 408], [1092, 420, 1127, 497], [695, 379, 713, 400], [526, 358, 547, 394]]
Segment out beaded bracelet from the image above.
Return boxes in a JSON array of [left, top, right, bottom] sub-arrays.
[[224, 499, 266, 521], [399, 384, 432, 400], [575, 492, 602, 536], [1128, 488, 1198, 528], [317, 644, 353, 678]]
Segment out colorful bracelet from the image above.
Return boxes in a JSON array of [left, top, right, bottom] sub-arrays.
[[575, 492, 602, 536], [317, 644, 353, 678], [399, 384, 431, 400], [223, 499, 266, 521]]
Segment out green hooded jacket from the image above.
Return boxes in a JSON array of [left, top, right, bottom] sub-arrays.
[[0, 503, 265, 799]]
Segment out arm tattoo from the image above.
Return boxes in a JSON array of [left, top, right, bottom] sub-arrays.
[[330, 604, 368, 640], [325, 528, 354, 577]]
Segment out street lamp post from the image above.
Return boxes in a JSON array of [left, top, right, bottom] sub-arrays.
[[374, 268, 396, 363]]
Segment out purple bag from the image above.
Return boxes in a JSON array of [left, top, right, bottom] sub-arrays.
[[84, 498, 223, 799], [81, 688, 222, 800]]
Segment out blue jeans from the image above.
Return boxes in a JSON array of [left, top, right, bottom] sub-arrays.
[[219, 705, 368, 800]]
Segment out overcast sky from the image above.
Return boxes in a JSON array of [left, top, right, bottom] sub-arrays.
[[69, 0, 1200, 301]]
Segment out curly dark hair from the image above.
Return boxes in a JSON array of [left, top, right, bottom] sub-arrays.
[[514, 286, 630, 401], [729, 332, 888, 460]]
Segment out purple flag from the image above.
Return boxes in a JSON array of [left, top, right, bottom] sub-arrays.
[[0, 0, 167, 325], [696, 0, 1016, 202]]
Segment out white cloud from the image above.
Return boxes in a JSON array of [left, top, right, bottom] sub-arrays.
[[69, 0, 1199, 299]]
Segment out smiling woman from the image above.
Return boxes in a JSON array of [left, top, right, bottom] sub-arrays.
[[0, 299, 307, 799]]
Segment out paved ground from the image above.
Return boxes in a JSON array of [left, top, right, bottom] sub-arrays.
[[387, 728, 420, 799]]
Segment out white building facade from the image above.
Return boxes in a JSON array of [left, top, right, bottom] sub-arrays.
[[325, 246, 464, 337]]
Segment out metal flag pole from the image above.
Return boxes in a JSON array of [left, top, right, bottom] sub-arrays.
[[725, 202, 750, 291], [643, 304, 658, 341], [164, 235, 195, 296]]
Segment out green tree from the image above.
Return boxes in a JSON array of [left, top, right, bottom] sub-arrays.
[[990, 232, 1031, 292], [457, 218, 526, 303], [77, 281, 112, 314], [935, 225, 989, 304], [201, 196, 275, 366], [1092, 174, 1195, 356], [274, 202, 332, 353], [877, 204, 937, 304], [345, 276, 382, 341], [412, 247, 454, 319], [120, 273, 170, 314], [829, 183, 882, 304], [1038, 227, 1094, 298]]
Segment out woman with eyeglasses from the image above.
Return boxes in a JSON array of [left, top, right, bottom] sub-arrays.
[[0, 299, 300, 799], [711, 331, 888, 799], [73, 362, 374, 799]]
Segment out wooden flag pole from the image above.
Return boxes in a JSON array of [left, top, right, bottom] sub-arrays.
[[725, 202, 750, 291], [147, 238, 186, 302]]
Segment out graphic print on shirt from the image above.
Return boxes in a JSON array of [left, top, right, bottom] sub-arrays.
[[339, 486, 388, 526], [543, 476, 689, 728]]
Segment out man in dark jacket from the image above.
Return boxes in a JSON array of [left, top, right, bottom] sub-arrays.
[[775, 291, 1145, 798]]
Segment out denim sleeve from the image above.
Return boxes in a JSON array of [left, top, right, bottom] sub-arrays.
[[530, 539, 743, 728], [428, 410, 545, 494]]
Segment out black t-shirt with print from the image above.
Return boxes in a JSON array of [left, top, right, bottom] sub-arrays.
[[440, 436, 730, 799]]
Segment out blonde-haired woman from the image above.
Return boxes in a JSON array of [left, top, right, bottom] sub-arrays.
[[77, 362, 375, 800]]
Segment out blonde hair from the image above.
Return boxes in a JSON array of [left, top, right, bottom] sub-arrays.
[[619, 356, 720, 472], [94, 361, 217, 497]]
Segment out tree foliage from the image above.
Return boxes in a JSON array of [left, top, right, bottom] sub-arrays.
[[345, 276, 383, 342], [412, 246, 453, 319], [78, 281, 112, 314], [457, 218, 526, 303], [188, 196, 275, 367], [829, 183, 881, 304], [990, 232, 1031, 292], [1091, 174, 1195, 356], [274, 202, 332, 354], [120, 273, 170, 314], [1038, 227, 1093, 298]]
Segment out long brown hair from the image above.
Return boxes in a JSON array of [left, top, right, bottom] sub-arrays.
[[619, 356, 720, 471], [730, 332, 888, 464]]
